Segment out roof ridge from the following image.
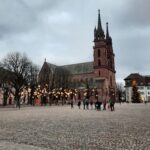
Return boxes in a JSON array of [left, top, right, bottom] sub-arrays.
[[61, 61, 93, 67], [46, 62, 57, 67]]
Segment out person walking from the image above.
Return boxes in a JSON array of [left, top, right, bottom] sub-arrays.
[[144, 98, 147, 104], [16, 98, 20, 109], [90, 100, 93, 109], [95, 100, 102, 110], [83, 99, 86, 110], [71, 99, 74, 109], [85, 98, 89, 110], [77, 100, 81, 109], [109, 98, 115, 111], [103, 98, 107, 110]]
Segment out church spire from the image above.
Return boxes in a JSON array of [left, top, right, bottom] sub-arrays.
[[94, 26, 97, 32], [98, 10, 102, 31], [106, 22, 109, 39], [106, 22, 112, 45], [97, 9, 105, 38], [94, 26, 97, 38]]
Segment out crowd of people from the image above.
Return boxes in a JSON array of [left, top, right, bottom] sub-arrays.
[[0, 85, 116, 111], [70, 88, 115, 111]]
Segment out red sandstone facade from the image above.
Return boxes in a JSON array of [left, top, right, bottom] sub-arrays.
[[39, 10, 116, 97], [71, 10, 116, 95]]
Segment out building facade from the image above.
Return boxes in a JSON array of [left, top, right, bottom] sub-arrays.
[[124, 73, 150, 102], [39, 10, 116, 98]]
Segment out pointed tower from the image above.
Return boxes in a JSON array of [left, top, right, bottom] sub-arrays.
[[94, 10, 105, 41], [93, 10, 107, 71], [106, 22, 109, 41], [106, 22, 115, 73], [93, 10, 116, 98], [106, 22, 112, 45]]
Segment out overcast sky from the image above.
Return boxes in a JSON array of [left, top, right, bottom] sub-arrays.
[[0, 0, 150, 83]]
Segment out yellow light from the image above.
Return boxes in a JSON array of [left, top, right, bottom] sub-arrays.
[[132, 80, 137, 86]]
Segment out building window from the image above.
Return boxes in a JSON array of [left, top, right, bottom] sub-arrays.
[[140, 82, 143, 85], [110, 76, 112, 86], [140, 92, 144, 95], [99, 71, 101, 76], [138, 86, 144, 90], [147, 86, 150, 89], [98, 49, 100, 57], [98, 59, 101, 66], [126, 80, 130, 86]]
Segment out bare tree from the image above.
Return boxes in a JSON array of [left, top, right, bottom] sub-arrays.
[[27, 64, 39, 105], [0, 62, 2, 67], [3, 52, 32, 106], [28, 64, 39, 85], [116, 82, 125, 102], [0, 67, 15, 85]]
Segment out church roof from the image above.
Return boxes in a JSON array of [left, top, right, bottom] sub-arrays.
[[46, 62, 57, 71], [61, 62, 93, 74], [43, 61, 93, 75]]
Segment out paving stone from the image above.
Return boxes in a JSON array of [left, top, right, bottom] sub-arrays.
[[0, 104, 150, 150]]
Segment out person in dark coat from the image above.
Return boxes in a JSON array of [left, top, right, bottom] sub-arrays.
[[95, 100, 102, 110], [85, 99, 89, 109], [109, 98, 115, 111], [83, 99, 86, 110], [16, 96, 20, 109], [70, 100, 73, 109], [77, 100, 81, 109]]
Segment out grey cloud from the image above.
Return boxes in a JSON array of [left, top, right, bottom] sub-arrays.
[[22, 0, 62, 12], [0, 0, 38, 38], [114, 32, 150, 81], [115, 0, 150, 29]]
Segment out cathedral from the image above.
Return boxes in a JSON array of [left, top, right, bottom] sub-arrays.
[[39, 10, 116, 97]]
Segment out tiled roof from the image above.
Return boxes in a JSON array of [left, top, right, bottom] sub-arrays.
[[124, 73, 150, 86], [61, 62, 94, 74], [46, 62, 57, 72], [43, 61, 94, 75], [124, 73, 143, 80]]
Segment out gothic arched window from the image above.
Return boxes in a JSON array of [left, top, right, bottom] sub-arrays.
[[98, 49, 100, 57], [98, 59, 101, 66], [99, 71, 101, 76]]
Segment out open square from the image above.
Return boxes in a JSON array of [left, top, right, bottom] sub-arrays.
[[0, 104, 150, 150]]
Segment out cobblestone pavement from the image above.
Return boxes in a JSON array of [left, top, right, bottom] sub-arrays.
[[0, 103, 150, 150]]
